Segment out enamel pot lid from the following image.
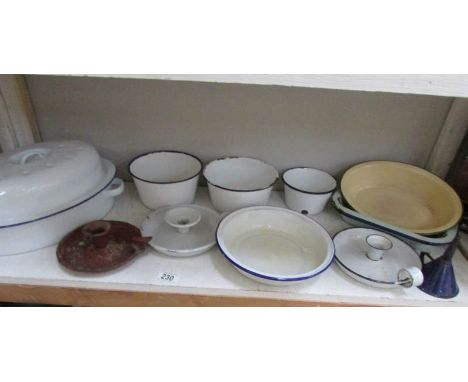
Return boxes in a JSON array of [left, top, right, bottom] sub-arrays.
[[333, 228, 424, 288], [141, 204, 220, 257], [0, 140, 107, 226]]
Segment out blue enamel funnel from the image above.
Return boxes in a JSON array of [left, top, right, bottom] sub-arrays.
[[418, 235, 459, 299]]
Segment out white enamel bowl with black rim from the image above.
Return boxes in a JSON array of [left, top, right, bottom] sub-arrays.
[[216, 206, 335, 285], [203, 157, 279, 212], [282, 167, 337, 216], [129, 151, 203, 209]]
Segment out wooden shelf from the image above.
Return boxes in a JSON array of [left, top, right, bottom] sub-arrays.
[[1, 184, 467, 306], [67, 74, 468, 98]]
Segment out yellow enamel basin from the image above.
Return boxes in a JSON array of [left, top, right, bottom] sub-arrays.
[[341, 161, 463, 235]]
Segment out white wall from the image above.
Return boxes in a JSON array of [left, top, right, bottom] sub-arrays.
[[26, 75, 452, 183]]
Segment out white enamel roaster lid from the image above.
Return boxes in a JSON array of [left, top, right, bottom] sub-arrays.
[[141, 204, 220, 257], [0, 140, 108, 226], [333, 228, 423, 288]]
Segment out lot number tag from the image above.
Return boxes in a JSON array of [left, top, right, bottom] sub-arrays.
[[158, 272, 177, 283]]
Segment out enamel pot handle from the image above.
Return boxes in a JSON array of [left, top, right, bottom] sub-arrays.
[[104, 178, 125, 197], [420, 251, 434, 264], [398, 266, 424, 288]]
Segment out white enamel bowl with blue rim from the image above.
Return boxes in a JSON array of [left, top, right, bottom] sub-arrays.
[[216, 206, 335, 285]]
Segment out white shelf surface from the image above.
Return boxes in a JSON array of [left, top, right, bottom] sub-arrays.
[[1, 184, 467, 306], [69, 74, 468, 98]]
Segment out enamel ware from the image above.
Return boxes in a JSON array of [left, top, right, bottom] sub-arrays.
[[418, 238, 459, 299], [365, 234, 393, 261], [0, 141, 124, 256], [141, 204, 220, 257], [129, 151, 202, 209], [341, 161, 463, 235], [216, 206, 335, 285], [332, 190, 458, 247], [164, 206, 202, 234], [333, 228, 424, 289], [203, 157, 279, 212], [0, 141, 106, 226], [282, 167, 337, 215]]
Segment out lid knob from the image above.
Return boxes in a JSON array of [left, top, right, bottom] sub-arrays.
[[9, 148, 51, 165], [365, 234, 393, 261], [164, 206, 202, 233]]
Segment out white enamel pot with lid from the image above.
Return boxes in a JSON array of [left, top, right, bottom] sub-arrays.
[[0, 141, 106, 226], [282, 167, 337, 215], [203, 157, 279, 212], [0, 141, 124, 256], [129, 150, 202, 209]]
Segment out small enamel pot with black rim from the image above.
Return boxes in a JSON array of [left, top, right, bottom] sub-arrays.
[[282, 167, 337, 215], [129, 151, 202, 209], [203, 157, 279, 212]]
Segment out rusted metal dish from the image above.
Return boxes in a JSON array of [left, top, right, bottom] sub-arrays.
[[57, 220, 151, 273]]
